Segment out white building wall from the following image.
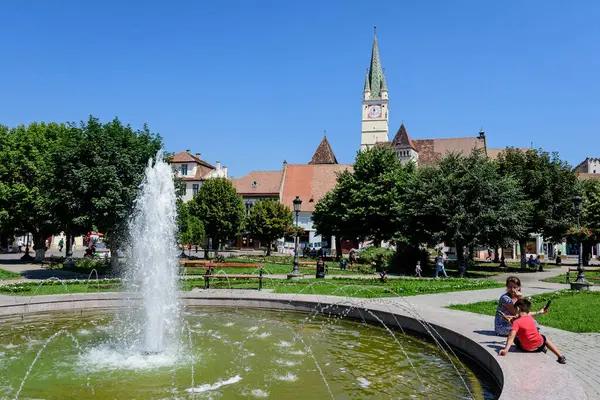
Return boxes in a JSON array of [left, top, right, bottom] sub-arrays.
[[587, 159, 600, 174]]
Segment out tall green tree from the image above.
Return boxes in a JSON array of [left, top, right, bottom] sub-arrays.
[[189, 177, 245, 257], [578, 178, 600, 265], [176, 199, 205, 253], [246, 199, 292, 256], [0, 122, 70, 260], [400, 151, 529, 268], [77, 116, 163, 269], [496, 148, 577, 268]]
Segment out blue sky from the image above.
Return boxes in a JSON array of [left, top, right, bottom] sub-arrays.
[[1, 1, 599, 176]]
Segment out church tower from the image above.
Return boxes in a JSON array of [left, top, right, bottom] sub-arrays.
[[361, 28, 389, 151]]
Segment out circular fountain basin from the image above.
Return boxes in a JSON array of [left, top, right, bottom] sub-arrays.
[[0, 307, 499, 399]]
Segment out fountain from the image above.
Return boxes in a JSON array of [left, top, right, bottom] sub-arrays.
[[0, 151, 502, 399], [122, 149, 180, 354]]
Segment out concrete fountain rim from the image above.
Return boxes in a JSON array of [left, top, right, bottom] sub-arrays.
[[0, 290, 588, 400]]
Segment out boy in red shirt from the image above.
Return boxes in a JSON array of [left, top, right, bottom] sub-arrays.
[[499, 299, 566, 364]]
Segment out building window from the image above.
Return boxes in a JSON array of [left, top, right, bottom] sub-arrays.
[[181, 164, 188, 176], [245, 202, 253, 215], [193, 184, 199, 195]]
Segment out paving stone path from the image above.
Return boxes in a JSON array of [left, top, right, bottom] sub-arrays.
[[385, 266, 600, 399]]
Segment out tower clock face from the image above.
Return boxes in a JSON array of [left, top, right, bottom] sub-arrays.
[[367, 105, 382, 119]]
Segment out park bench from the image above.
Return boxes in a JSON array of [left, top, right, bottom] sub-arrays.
[[565, 267, 600, 283], [179, 259, 212, 273], [203, 263, 264, 290], [41, 256, 64, 269]]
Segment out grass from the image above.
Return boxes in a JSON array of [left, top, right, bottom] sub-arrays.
[[542, 270, 600, 284], [181, 260, 371, 276], [0, 276, 503, 298], [0, 279, 123, 296], [0, 269, 21, 279], [447, 290, 600, 333], [181, 276, 504, 298]]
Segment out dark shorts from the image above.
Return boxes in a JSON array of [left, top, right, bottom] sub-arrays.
[[515, 334, 547, 353]]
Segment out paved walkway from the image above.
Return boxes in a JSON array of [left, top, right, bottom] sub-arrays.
[[387, 266, 600, 399]]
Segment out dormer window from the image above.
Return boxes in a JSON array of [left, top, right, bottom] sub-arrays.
[[251, 180, 258, 188], [181, 164, 188, 176]]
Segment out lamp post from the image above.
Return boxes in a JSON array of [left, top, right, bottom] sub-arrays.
[[288, 196, 303, 280], [571, 196, 590, 290]]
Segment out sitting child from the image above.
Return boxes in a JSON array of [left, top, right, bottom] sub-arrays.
[[498, 299, 566, 364]]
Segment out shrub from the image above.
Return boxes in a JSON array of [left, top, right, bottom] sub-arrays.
[[359, 247, 393, 271], [71, 257, 110, 274]]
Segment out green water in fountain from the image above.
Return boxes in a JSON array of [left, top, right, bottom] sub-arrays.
[[0, 307, 499, 399]]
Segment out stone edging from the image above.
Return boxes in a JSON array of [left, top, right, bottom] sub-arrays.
[[0, 291, 588, 399]]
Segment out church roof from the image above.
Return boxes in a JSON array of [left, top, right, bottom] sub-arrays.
[[412, 137, 487, 167], [309, 136, 338, 165], [391, 123, 415, 150], [230, 170, 283, 196], [367, 29, 384, 99]]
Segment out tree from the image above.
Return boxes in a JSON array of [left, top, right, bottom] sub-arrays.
[[0, 122, 70, 260], [189, 177, 245, 257], [496, 148, 578, 268], [176, 200, 205, 254], [245, 199, 292, 256], [399, 151, 529, 269], [578, 178, 600, 265], [77, 116, 163, 269]]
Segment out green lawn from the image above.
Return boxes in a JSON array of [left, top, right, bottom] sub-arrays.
[[1, 276, 503, 298], [181, 260, 370, 276], [447, 290, 600, 333], [0, 269, 21, 279], [0, 279, 122, 296], [182, 277, 503, 298], [543, 270, 600, 284]]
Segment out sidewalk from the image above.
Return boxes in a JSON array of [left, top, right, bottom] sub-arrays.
[[385, 266, 600, 399]]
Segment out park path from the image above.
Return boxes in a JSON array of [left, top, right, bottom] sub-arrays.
[[383, 266, 600, 399]]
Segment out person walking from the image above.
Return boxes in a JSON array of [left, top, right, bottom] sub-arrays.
[[58, 238, 64, 252], [415, 260, 422, 277], [17, 239, 23, 253], [434, 252, 448, 278]]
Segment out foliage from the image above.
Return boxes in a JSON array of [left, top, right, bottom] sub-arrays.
[[313, 147, 416, 245], [189, 177, 245, 250], [358, 246, 393, 271], [177, 200, 205, 246], [580, 178, 600, 235], [69, 257, 110, 274], [448, 290, 600, 333], [245, 199, 293, 256], [496, 148, 578, 267], [400, 151, 529, 266]]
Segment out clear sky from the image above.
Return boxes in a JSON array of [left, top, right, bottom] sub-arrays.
[[1, 1, 599, 176]]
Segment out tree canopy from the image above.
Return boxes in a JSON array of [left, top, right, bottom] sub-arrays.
[[189, 177, 245, 253], [399, 151, 529, 266], [496, 148, 577, 267], [245, 199, 293, 255]]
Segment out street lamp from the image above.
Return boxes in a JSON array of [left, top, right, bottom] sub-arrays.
[[288, 196, 303, 279], [571, 196, 589, 290]]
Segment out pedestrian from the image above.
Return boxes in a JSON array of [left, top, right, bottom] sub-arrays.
[[415, 260, 422, 277], [17, 239, 23, 253], [58, 238, 64, 252], [349, 250, 356, 269], [434, 252, 448, 278]]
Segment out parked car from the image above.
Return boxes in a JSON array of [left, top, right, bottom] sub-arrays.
[[92, 242, 111, 258]]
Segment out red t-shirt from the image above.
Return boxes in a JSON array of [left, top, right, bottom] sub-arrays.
[[512, 315, 543, 350]]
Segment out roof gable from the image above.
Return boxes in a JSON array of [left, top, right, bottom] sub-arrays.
[[391, 123, 415, 150], [309, 136, 338, 165]]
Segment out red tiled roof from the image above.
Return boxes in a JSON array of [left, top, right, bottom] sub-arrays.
[[170, 151, 215, 169], [309, 136, 338, 165], [413, 137, 486, 167], [577, 173, 600, 180], [230, 171, 284, 195], [281, 164, 352, 212], [486, 147, 530, 161]]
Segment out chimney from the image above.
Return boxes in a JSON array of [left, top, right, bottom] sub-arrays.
[[283, 160, 287, 169], [195, 153, 201, 159], [216, 161, 221, 171], [186, 149, 191, 154], [223, 166, 228, 177]]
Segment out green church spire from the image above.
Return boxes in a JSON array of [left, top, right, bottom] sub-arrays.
[[363, 68, 371, 94], [368, 26, 384, 99]]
